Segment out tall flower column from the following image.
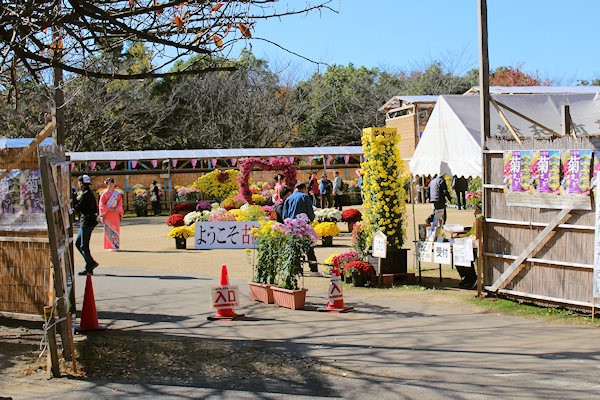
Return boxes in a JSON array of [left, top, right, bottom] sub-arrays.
[[361, 127, 407, 254]]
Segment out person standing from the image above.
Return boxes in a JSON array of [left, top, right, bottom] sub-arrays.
[[356, 169, 364, 201], [332, 171, 343, 211], [428, 174, 452, 223], [274, 186, 292, 223], [149, 180, 161, 216], [452, 175, 468, 210], [308, 172, 320, 207], [273, 174, 285, 205], [319, 173, 332, 209], [99, 177, 124, 251], [75, 175, 99, 275], [282, 182, 318, 273]]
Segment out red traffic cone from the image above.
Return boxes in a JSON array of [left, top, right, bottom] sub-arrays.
[[208, 264, 245, 321], [318, 259, 354, 313], [75, 275, 107, 334]]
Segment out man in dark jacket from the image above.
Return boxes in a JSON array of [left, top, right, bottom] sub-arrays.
[[427, 174, 452, 223], [274, 186, 292, 223], [74, 175, 99, 275], [282, 182, 318, 273], [452, 175, 469, 210]]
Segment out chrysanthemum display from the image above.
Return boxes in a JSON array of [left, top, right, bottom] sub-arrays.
[[313, 222, 341, 237], [361, 127, 406, 250], [192, 169, 239, 201], [314, 208, 342, 223]]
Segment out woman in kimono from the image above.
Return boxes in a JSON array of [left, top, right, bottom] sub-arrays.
[[99, 177, 123, 251]]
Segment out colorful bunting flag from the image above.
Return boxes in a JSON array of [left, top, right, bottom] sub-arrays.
[[191, 159, 198, 168], [90, 161, 96, 170], [151, 160, 158, 168], [131, 160, 138, 169], [172, 159, 178, 168], [110, 161, 117, 170]]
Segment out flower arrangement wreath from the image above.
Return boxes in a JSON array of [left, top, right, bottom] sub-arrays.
[[238, 157, 297, 204]]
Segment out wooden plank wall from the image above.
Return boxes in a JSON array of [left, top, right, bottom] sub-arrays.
[[483, 137, 597, 308]]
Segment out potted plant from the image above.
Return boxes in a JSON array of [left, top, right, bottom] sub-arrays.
[[166, 214, 185, 227], [341, 208, 362, 232], [343, 261, 376, 287], [271, 214, 317, 310], [248, 220, 284, 303], [351, 222, 368, 259], [314, 208, 342, 223], [313, 222, 340, 247], [133, 192, 148, 217], [361, 127, 408, 274], [167, 226, 194, 249]]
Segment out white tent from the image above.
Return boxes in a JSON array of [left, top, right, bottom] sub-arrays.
[[409, 93, 600, 177]]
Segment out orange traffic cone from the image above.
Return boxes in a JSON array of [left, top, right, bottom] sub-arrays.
[[207, 264, 245, 321], [75, 275, 107, 334], [318, 259, 354, 313]]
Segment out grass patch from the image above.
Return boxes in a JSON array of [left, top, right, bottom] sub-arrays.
[[468, 296, 600, 326]]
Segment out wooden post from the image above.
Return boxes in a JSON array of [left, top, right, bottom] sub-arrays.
[[562, 104, 576, 138], [476, 218, 484, 298], [44, 305, 60, 377], [478, 0, 490, 297]]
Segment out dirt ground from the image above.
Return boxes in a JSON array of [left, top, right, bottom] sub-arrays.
[[0, 203, 478, 393]]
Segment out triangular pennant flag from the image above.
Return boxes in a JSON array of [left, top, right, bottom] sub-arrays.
[[344, 155, 350, 164], [172, 159, 178, 168], [131, 160, 138, 169], [326, 156, 333, 165], [191, 159, 198, 168], [90, 161, 96, 170], [71, 162, 75, 170], [151, 160, 158, 168], [289, 156, 295, 163], [212, 158, 218, 168], [307, 156, 313, 164], [231, 158, 237, 166], [109, 161, 117, 170]]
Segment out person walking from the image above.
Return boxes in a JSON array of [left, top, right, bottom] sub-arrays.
[[332, 171, 344, 211], [282, 182, 318, 273], [318, 173, 332, 209], [99, 177, 124, 251], [149, 180, 161, 216], [427, 174, 452, 223], [274, 186, 292, 223], [452, 175, 469, 210], [75, 175, 99, 275], [308, 172, 320, 207]]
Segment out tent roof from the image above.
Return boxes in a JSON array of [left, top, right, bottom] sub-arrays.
[[409, 93, 600, 177], [67, 146, 363, 162], [465, 86, 600, 95], [0, 137, 53, 148], [379, 95, 439, 112]]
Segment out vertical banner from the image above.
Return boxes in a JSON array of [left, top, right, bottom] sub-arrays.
[[531, 150, 560, 195], [561, 149, 592, 195], [503, 150, 532, 207]]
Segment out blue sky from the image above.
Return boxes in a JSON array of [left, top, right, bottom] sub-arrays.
[[247, 1, 600, 84]]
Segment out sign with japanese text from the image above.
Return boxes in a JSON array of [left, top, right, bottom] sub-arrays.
[[503, 149, 592, 210], [453, 238, 474, 267], [372, 230, 387, 258], [0, 169, 46, 230], [195, 221, 259, 249], [417, 241, 433, 262], [211, 285, 239, 309], [433, 242, 452, 265]]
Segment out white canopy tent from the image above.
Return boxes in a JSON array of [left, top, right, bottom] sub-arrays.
[[408, 93, 600, 178]]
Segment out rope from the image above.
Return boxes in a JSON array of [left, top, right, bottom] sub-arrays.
[[39, 297, 66, 358]]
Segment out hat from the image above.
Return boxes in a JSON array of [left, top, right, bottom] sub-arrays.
[[79, 174, 91, 184]]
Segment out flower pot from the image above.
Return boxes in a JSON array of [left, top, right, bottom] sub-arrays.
[[272, 287, 307, 310], [368, 248, 408, 275], [347, 221, 355, 233], [321, 236, 333, 247], [135, 208, 148, 217], [174, 237, 187, 249], [249, 282, 274, 304]]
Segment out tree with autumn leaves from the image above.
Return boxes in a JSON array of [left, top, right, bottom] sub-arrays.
[[0, 1, 335, 81]]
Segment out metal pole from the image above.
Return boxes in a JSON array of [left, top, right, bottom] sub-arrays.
[[410, 174, 418, 273]]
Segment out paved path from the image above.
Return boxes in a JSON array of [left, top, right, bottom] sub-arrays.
[[3, 266, 599, 400]]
